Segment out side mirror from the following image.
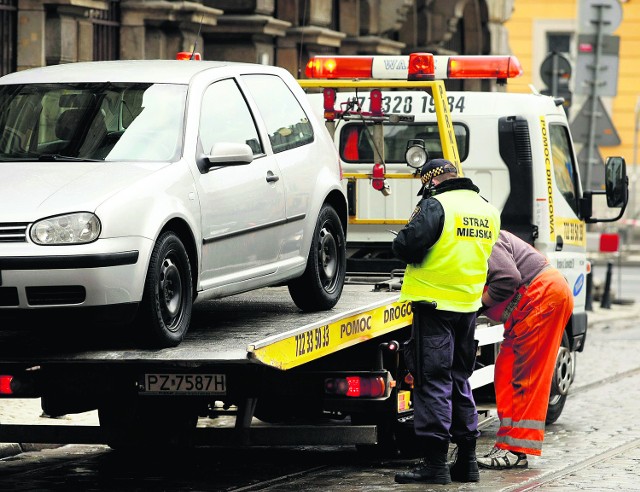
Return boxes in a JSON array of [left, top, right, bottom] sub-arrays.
[[207, 142, 254, 165], [580, 156, 628, 223], [605, 156, 627, 208]]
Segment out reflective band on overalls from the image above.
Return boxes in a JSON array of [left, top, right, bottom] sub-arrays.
[[400, 189, 500, 312]]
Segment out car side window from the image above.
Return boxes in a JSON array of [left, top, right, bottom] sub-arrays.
[[199, 78, 263, 155], [242, 74, 314, 154]]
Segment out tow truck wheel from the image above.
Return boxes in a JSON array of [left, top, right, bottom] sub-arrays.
[[546, 331, 574, 425], [288, 204, 346, 311], [137, 232, 193, 348]]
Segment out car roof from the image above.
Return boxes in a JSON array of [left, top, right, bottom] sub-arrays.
[[0, 59, 262, 85]]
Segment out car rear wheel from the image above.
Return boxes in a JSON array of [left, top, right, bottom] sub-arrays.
[[137, 232, 193, 348], [288, 204, 346, 311]]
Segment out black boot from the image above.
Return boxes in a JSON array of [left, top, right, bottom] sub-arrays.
[[395, 439, 451, 485], [449, 438, 480, 482]]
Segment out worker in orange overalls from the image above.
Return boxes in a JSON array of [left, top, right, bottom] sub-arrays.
[[476, 230, 574, 469]]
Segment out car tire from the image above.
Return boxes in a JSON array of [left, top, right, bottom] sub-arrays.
[[546, 330, 574, 424], [137, 232, 193, 348], [288, 204, 346, 311]]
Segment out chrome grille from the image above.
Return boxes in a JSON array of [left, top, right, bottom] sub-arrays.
[[0, 223, 28, 242]]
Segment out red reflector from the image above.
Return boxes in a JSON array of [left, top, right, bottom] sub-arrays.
[[305, 56, 373, 79], [369, 89, 383, 115], [408, 53, 435, 80], [0, 375, 13, 395], [371, 163, 385, 191], [448, 55, 523, 79], [176, 51, 202, 61]]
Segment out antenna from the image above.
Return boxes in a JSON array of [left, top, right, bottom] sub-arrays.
[[190, 14, 205, 60], [297, 0, 309, 78]]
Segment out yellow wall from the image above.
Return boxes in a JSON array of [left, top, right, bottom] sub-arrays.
[[505, 0, 640, 171]]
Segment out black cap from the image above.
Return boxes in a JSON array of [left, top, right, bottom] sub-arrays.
[[416, 158, 458, 196]]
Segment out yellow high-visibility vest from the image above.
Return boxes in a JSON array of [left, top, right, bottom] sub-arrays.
[[400, 189, 500, 312]]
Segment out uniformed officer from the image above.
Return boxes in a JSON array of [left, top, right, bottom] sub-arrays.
[[392, 158, 500, 485]]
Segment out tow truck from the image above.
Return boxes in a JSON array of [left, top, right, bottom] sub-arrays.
[[0, 52, 626, 453], [302, 52, 629, 424]]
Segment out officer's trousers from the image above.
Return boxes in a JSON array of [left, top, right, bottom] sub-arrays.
[[412, 304, 479, 445], [494, 268, 574, 456]]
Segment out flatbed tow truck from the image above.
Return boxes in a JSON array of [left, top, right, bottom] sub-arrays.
[[0, 53, 522, 453], [0, 283, 503, 453]]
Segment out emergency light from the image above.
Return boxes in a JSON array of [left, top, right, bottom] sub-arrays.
[[176, 52, 202, 60], [305, 53, 523, 81]]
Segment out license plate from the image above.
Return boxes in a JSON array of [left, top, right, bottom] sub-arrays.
[[141, 373, 226, 395]]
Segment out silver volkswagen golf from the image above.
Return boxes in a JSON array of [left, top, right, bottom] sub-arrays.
[[0, 59, 347, 347]]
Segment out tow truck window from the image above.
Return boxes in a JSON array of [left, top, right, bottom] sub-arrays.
[[338, 122, 468, 164], [549, 123, 579, 215], [242, 74, 314, 154], [0, 82, 186, 162]]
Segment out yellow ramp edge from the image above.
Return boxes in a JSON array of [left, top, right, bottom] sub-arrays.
[[248, 295, 413, 370]]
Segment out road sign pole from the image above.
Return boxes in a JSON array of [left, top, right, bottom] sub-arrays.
[[585, 3, 608, 190]]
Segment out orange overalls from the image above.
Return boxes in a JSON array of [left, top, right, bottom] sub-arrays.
[[493, 267, 574, 456]]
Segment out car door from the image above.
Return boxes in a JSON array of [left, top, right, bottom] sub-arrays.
[[195, 77, 286, 291]]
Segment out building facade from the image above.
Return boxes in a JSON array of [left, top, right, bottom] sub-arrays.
[[1, 0, 516, 90]]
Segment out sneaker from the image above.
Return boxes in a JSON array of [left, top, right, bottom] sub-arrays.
[[477, 446, 528, 469]]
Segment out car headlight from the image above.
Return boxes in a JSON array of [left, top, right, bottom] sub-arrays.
[[30, 213, 101, 245]]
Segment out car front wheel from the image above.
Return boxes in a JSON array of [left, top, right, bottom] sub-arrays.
[[288, 204, 346, 311], [137, 232, 193, 348]]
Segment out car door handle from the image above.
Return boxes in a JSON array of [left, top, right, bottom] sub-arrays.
[[266, 172, 280, 183]]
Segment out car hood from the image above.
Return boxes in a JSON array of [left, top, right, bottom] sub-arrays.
[[0, 161, 169, 222]]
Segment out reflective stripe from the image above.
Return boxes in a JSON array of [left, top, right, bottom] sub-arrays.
[[400, 283, 485, 304], [500, 418, 546, 431], [496, 435, 543, 451]]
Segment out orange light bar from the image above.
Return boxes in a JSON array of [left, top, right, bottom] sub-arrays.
[[305, 56, 373, 79], [446, 55, 523, 79], [176, 51, 202, 61]]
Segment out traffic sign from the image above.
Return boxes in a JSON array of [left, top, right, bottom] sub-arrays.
[[540, 52, 571, 91], [570, 96, 620, 146], [578, 0, 622, 35], [574, 34, 620, 97]]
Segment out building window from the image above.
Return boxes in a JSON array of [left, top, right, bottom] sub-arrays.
[[0, 0, 17, 76], [547, 32, 572, 55], [93, 0, 120, 61]]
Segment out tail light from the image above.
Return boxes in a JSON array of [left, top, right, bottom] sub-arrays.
[[325, 376, 386, 398], [0, 375, 14, 395]]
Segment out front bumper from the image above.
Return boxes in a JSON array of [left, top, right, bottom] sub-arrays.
[[0, 237, 153, 310]]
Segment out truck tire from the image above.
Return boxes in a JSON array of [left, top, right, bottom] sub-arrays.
[[137, 232, 193, 348], [288, 204, 346, 311], [546, 331, 574, 425]]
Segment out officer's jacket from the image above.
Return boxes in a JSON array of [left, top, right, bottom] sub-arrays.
[[392, 177, 500, 312]]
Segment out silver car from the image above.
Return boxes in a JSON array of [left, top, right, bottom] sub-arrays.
[[0, 60, 347, 347]]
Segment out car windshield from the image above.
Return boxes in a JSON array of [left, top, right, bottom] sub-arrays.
[[0, 82, 187, 162]]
